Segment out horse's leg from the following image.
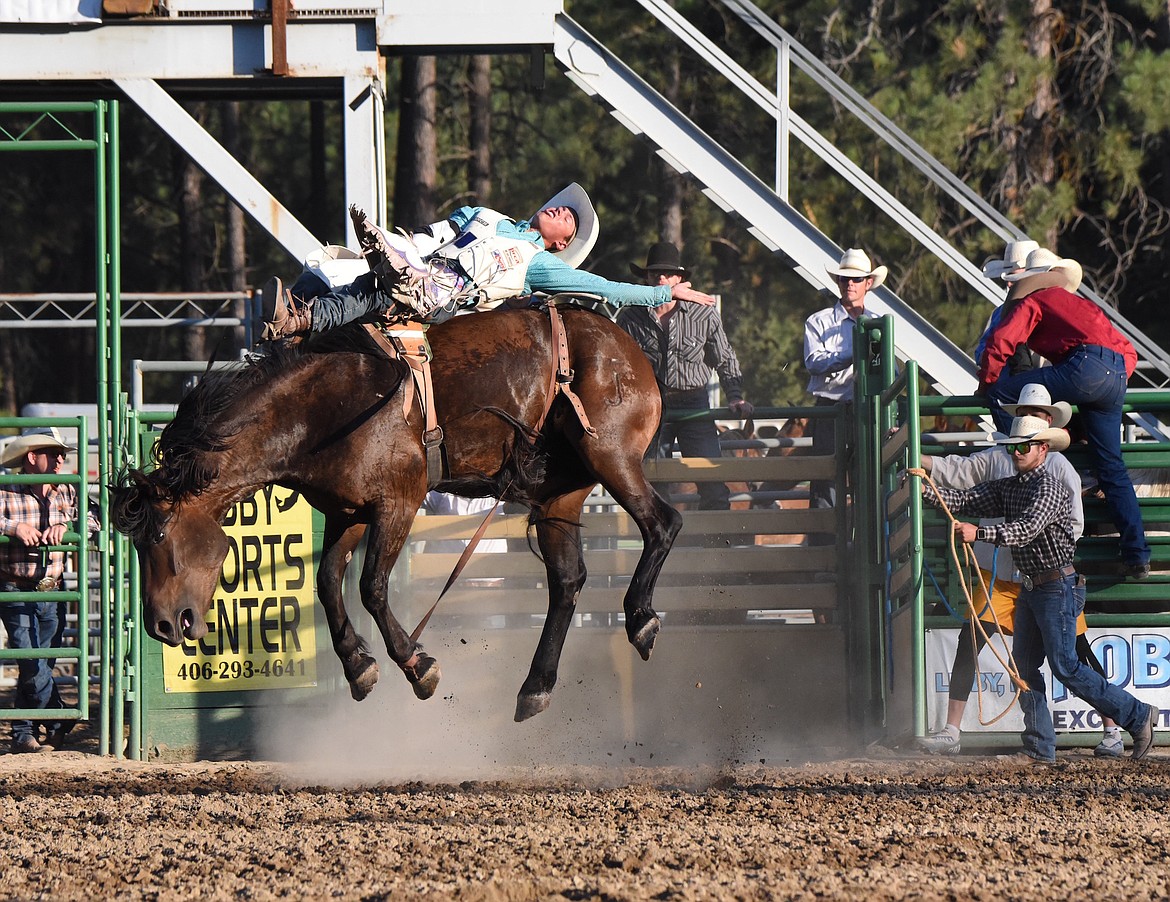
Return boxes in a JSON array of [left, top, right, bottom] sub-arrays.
[[319, 517, 381, 701], [516, 485, 594, 722], [583, 447, 682, 661], [359, 506, 442, 701]]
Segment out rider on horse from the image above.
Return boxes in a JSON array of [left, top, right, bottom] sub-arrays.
[[260, 183, 717, 340]]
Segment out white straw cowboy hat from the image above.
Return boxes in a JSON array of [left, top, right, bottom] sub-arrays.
[[992, 415, 1071, 453], [1, 426, 76, 469], [533, 183, 599, 270], [826, 248, 887, 290], [629, 241, 690, 280], [981, 239, 1039, 280], [999, 383, 1072, 429], [1001, 248, 1083, 292]]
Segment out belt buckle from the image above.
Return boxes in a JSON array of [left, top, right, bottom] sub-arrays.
[[1022, 575, 1035, 591], [35, 577, 57, 592]]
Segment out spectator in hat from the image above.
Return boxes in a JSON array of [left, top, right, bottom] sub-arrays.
[[617, 241, 753, 510], [974, 239, 1043, 375], [978, 247, 1149, 579], [0, 427, 100, 753], [259, 184, 717, 340], [802, 248, 888, 529]]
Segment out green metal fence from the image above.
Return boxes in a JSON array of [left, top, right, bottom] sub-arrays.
[[0, 100, 126, 756]]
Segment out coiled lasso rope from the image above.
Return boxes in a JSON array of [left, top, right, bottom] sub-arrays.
[[906, 467, 1030, 725]]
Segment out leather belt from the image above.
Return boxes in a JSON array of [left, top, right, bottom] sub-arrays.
[[1021, 565, 1076, 591]]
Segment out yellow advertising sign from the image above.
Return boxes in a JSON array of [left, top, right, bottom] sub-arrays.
[[163, 486, 317, 693]]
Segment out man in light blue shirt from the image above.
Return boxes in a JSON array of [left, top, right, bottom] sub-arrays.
[[803, 248, 887, 518]]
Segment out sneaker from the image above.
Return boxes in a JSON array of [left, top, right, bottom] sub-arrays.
[[1131, 704, 1158, 761], [11, 735, 49, 754], [1093, 733, 1124, 758], [917, 730, 961, 755]]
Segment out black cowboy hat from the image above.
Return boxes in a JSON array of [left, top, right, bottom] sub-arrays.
[[629, 241, 690, 279]]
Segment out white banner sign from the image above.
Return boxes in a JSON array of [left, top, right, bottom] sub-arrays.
[[925, 627, 1170, 733]]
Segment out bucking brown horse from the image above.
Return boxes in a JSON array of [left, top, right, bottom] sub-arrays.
[[110, 306, 682, 721]]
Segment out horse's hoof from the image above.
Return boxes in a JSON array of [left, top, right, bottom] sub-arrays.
[[631, 616, 661, 661], [348, 655, 380, 702], [514, 692, 551, 722], [406, 654, 441, 700]]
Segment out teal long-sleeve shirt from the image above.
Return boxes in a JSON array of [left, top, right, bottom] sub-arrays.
[[446, 207, 671, 307]]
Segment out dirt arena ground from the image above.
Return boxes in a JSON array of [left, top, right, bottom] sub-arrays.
[[2, 747, 1168, 900]]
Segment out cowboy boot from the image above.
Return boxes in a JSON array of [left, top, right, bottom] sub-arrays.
[[260, 277, 313, 341]]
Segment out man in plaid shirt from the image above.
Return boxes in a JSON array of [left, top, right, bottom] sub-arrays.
[[921, 414, 1157, 764], [0, 427, 99, 753]]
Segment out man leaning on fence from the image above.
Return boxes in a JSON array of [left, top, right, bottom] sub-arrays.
[[0, 427, 99, 754]]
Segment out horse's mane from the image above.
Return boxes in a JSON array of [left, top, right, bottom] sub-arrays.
[[111, 329, 391, 542]]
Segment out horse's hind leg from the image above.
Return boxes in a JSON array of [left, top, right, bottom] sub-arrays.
[[515, 485, 594, 722], [319, 517, 380, 701], [359, 506, 441, 701], [588, 451, 682, 660]]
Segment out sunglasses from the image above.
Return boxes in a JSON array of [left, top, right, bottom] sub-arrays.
[[838, 275, 869, 284], [1004, 441, 1043, 455]]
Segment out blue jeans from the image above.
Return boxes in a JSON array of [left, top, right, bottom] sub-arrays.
[[1012, 573, 1149, 761], [985, 345, 1149, 565], [0, 594, 65, 743], [293, 271, 391, 332], [654, 389, 729, 510]]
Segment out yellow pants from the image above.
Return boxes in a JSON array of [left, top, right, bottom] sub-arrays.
[[972, 569, 1088, 636]]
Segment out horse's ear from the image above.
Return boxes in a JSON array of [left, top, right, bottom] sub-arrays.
[[742, 416, 755, 438]]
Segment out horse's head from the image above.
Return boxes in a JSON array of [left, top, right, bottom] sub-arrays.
[[111, 468, 231, 646]]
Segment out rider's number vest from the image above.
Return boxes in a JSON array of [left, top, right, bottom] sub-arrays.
[[428, 209, 542, 305]]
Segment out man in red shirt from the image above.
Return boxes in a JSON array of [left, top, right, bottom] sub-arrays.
[[978, 249, 1149, 578]]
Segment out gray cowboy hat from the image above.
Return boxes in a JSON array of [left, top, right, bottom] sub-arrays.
[[629, 242, 691, 280]]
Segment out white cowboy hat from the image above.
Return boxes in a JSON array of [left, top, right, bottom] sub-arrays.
[[998, 383, 1072, 429], [1, 426, 76, 469], [825, 248, 887, 290], [1001, 248, 1083, 292], [533, 183, 599, 270], [981, 239, 1039, 280], [992, 415, 1070, 453]]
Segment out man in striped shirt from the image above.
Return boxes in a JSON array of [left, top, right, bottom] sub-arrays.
[[921, 415, 1157, 763], [0, 427, 100, 753], [617, 242, 752, 510]]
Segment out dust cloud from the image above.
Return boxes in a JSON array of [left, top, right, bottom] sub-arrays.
[[258, 613, 846, 785]]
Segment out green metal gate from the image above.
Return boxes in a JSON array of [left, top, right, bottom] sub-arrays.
[[0, 101, 130, 756]]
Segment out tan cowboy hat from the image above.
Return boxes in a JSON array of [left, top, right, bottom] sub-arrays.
[[981, 239, 1039, 280], [826, 248, 887, 290], [629, 241, 690, 280], [992, 415, 1070, 453], [1001, 248, 1083, 292], [533, 183, 599, 269], [998, 383, 1072, 429], [1, 426, 76, 469]]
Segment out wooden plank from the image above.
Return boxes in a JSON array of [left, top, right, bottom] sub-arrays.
[[886, 480, 912, 518], [406, 544, 840, 580], [407, 507, 836, 541], [644, 455, 836, 482], [404, 582, 839, 614], [888, 519, 913, 559]]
